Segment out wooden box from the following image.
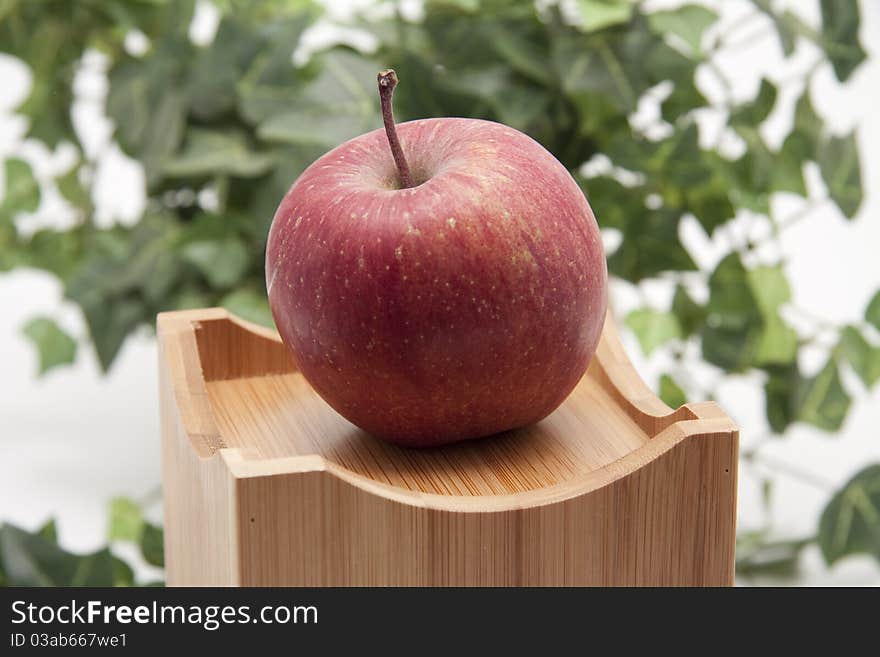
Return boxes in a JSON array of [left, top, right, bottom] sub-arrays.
[[158, 308, 738, 586]]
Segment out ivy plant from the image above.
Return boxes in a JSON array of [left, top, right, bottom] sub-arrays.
[[1, 0, 877, 582]]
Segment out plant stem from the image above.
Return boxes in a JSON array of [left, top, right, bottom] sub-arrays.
[[719, 26, 775, 52], [706, 10, 763, 53], [744, 451, 835, 490], [776, 198, 829, 232], [377, 69, 414, 189]]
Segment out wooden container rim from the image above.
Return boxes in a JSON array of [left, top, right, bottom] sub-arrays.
[[158, 308, 737, 513]]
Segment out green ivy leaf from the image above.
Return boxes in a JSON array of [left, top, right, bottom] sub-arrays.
[[56, 166, 90, 209], [427, 0, 480, 12], [671, 285, 706, 337], [707, 253, 759, 326], [747, 265, 791, 317], [819, 0, 866, 83], [140, 523, 165, 568], [171, 287, 212, 311], [579, 176, 639, 231], [736, 533, 810, 578], [708, 257, 797, 367], [608, 209, 697, 282], [254, 50, 380, 147], [490, 83, 552, 132], [753, 2, 802, 56], [574, 0, 634, 33], [37, 519, 58, 544], [818, 464, 880, 565], [764, 354, 853, 433], [258, 111, 367, 147], [764, 364, 802, 434], [17, 228, 84, 280], [839, 326, 880, 388], [64, 216, 181, 370], [661, 124, 713, 189], [783, 90, 822, 161], [645, 40, 703, 112], [552, 24, 665, 115], [234, 16, 313, 125], [163, 129, 275, 178], [108, 41, 190, 186], [113, 556, 136, 587], [866, 291, 880, 331], [484, 23, 552, 85], [702, 324, 762, 373], [773, 90, 821, 196], [1, 158, 41, 222], [754, 315, 798, 366], [0, 5, 112, 146], [182, 238, 251, 289], [770, 151, 807, 197], [702, 254, 762, 371], [0, 522, 118, 586], [211, 0, 307, 20], [715, 146, 772, 215], [659, 373, 687, 408], [659, 76, 707, 123], [437, 62, 509, 111], [186, 18, 265, 122], [797, 357, 851, 432], [81, 299, 146, 372], [647, 4, 717, 56], [731, 78, 777, 128], [221, 289, 275, 328], [625, 309, 682, 355], [818, 132, 863, 219], [107, 497, 145, 543], [682, 175, 735, 235], [20, 316, 77, 376]]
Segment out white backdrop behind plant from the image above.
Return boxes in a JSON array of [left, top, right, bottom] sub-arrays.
[[0, 0, 878, 585]]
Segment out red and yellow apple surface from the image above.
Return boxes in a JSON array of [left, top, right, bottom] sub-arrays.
[[266, 71, 607, 447]]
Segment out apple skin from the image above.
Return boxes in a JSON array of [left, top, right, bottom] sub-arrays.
[[266, 117, 607, 447]]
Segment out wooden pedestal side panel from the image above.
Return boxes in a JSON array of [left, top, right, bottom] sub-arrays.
[[159, 315, 240, 585], [158, 308, 738, 587]]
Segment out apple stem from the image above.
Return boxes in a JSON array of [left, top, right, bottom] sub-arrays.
[[377, 69, 414, 189]]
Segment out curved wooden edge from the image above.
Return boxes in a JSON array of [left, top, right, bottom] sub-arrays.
[[592, 312, 709, 434], [158, 309, 227, 459], [158, 308, 295, 459], [157, 307, 738, 511], [220, 411, 737, 513]]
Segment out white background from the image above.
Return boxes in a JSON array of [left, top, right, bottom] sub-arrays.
[[0, 0, 878, 585]]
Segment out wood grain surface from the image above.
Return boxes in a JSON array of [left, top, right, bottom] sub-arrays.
[[158, 308, 738, 586]]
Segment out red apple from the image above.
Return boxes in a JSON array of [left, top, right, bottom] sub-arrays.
[[266, 71, 607, 447]]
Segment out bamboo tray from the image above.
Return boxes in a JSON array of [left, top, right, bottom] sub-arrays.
[[158, 308, 738, 586]]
